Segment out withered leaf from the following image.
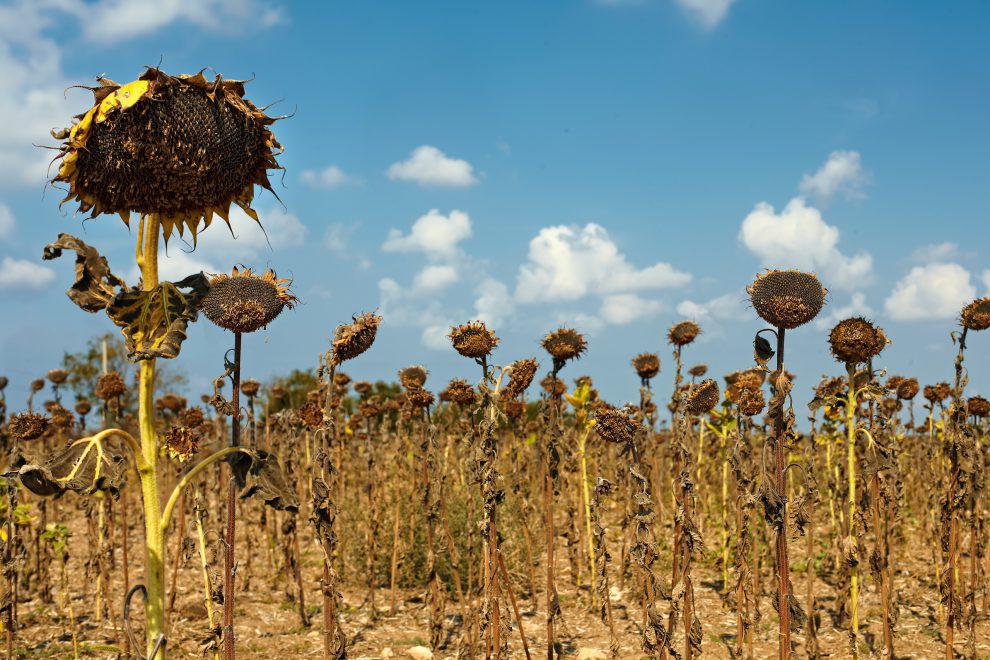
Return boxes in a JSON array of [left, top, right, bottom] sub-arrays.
[[43, 233, 128, 313], [754, 333, 775, 367], [19, 437, 126, 498], [106, 272, 210, 361], [239, 449, 299, 512]]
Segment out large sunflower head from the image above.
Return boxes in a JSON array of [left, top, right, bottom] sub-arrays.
[[200, 266, 297, 334], [51, 68, 284, 244], [748, 269, 826, 329]]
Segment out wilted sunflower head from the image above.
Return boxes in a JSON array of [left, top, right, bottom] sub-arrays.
[[49, 403, 75, 429], [47, 369, 69, 386], [542, 328, 587, 363], [163, 426, 200, 463], [74, 400, 92, 416], [748, 270, 826, 330], [685, 378, 720, 416], [9, 412, 50, 440], [296, 401, 324, 429], [961, 297, 990, 332], [968, 396, 990, 418], [179, 407, 205, 428], [725, 368, 765, 403], [30, 378, 45, 393], [333, 372, 351, 388], [924, 382, 951, 404], [504, 358, 539, 399], [439, 379, 477, 406], [540, 375, 568, 397], [594, 406, 638, 444], [688, 364, 708, 378], [51, 68, 284, 244], [449, 320, 499, 359], [828, 317, 889, 364], [896, 377, 919, 401], [354, 381, 373, 396], [200, 266, 297, 334], [331, 312, 381, 365], [399, 366, 429, 390], [240, 379, 260, 397], [631, 353, 660, 381], [95, 371, 126, 400], [736, 388, 766, 417], [406, 388, 435, 409], [668, 321, 701, 347]]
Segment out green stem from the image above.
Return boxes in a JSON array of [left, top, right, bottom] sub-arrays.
[[159, 447, 251, 535]]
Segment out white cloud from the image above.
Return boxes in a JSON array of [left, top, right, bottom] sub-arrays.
[[798, 150, 868, 203], [675, 292, 746, 322], [884, 263, 976, 321], [600, 294, 665, 325], [515, 223, 691, 303], [0, 256, 56, 291], [911, 242, 958, 263], [0, 204, 14, 240], [413, 264, 458, 291], [421, 325, 453, 351], [324, 222, 371, 269], [300, 165, 362, 189], [674, 0, 736, 29], [386, 146, 477, 187], [739, 197, 872, 290], [815, 292, 874, 330], [382, 209, 472, 260], [71, 0, 284, 43], [474, 278, 513, 328]]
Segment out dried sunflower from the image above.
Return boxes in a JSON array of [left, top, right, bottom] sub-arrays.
[[51, 68, 284, 244], [449, 320, 499, 359], [47, 369, 69, 385], [748, 269, 826, 329], [440, 379, 477, 406], [594, 406, 638, 444], [542, 327, 587, 362], [736, 388, 766, 417], [354, 381, 373, 395], [828, 317, 889, 364], [688, 364, 708, 378], [503, 358, 539, 399], [685, 378, 720, 416], [94, 371, 126, 401], [668, 321, 701, 347], [9, 412, 50, 440], [896, 378, 919, 401], [74, 400, 92, 416], [163, 426, 200, 462], [240, 379, 260, 397], [399, 366, 429, 390], [961, 297, 990, 332], [631, 353, 660, 381], [406, 388, 435, 409], [200, 266, 297, 334], [331, 312, 382, 365], [968, 396, 990, 418]]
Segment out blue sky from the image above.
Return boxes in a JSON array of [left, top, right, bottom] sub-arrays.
[[1, 0, 988, 411]]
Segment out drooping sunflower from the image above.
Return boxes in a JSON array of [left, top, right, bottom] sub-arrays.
[[748, 269, 827, 330], [51, 68, 284, 244], [200, 266, 297, 334]]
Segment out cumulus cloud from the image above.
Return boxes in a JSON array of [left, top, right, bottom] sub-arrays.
[[301, 165, 362, 189], [600, 294, 665, 325], [739, 197, 872, 290], [382, 209, 472, 260], [799, 150, 868, 203], [675, 292, 746, 322], [515, 223, 690, 303], [674, 0, 736, 29], [884, 263, 976, 321], [911, 242, 958, 263], [0, 256, 56, 291], [815, 292, 874, 330], [474, 278, 513, 328], [386, 146, 477, 187], [0, 204, 14, 240], [413, 264, 459, 291]]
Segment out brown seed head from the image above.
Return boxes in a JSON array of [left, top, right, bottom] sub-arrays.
[[297, 401, 324, 429], [74, 400, 92, 416], [179, 407, 205, 428], [631, 353, 660, 380], [49, 404, 75, 429], [201, 267, 296, 334], [541, 375, 567, 396], [896, 378, 919, 401], [924, 382, 951, 404], [686, 378, 720, 416], [163, 426, 200, 462], [406, 388, 435, 409], [9, 412, 50, 440], [668, 320, 701, 347], [968, 396, 990, 418], [828, 317, 889, 364], [354, 381, 373, 395], [961, 297, 990, 332], [47, 368, 69, 385], [594, 406, 639, 444], [503, 358, 539, 399], [160, 393, 187, 414], [399, 365, 429, 390], [240, 379, 260, 397], [748, 270, 826, 329], [449, 320, 499, 359], [439, 379, 477, 406], [542, 327, 587, 362], [736, 388, 766, 417], [331, 312, 382, 365], [30, 378, 45, 393], [688, 364, 708, 378], [504, 398, 525, 420]]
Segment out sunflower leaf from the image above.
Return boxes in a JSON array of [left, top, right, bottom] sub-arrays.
[[19, 436, 127, 499], [42, 233, 128, 313], [106, 272, 210, 361]]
